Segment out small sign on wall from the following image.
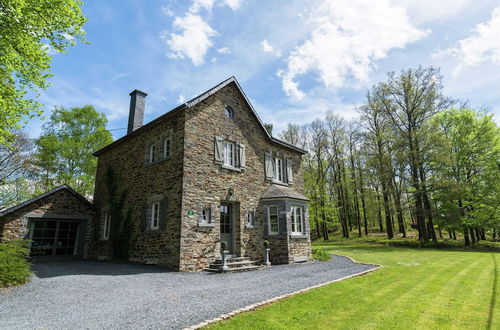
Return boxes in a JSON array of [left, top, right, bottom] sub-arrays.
[[187, 210, 195, 218]]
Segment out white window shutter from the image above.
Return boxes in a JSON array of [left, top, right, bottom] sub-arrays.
[[214, 136, 224, 164], [239, 144, 246, 169], [265, 152, 273, 180], [198, 204, 205, 224], [286, 158, 294, 184]]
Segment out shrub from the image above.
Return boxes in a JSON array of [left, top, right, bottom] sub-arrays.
[[312, 248, 332, 261], [0, 240, 32, 287]]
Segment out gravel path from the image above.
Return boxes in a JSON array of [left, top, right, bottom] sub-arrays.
[[0, 255, 378, 329]]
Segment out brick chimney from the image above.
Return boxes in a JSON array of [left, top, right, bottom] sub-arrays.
[[127, 89, 147, 134]]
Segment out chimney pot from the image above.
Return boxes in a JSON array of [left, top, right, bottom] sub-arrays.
[[127, 89, 147, 134]]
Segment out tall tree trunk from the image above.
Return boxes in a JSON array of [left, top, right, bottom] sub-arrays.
[[381, 180, 394, 239], [464, 229, 470, 246], [480, 228, 486, 240], [469, 228, 476, 244], [357, 162, 369, 236], [391, 178, 406, 238], [375, 186, 384, 232], [408, 129, 427, 242], [419, 165, 436, 241]]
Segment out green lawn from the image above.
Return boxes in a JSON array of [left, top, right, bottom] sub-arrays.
[[211, 240, 499, 329]]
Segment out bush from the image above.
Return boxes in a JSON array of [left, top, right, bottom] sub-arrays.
[[0, 240, 32, 287], [312, 248, 332, 261]]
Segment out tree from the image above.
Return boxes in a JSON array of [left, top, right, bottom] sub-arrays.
[[264, 123, 273, 136], [0, 0, 87, 145], [34, 105, 113, 197], [431, 108, 500, 244]]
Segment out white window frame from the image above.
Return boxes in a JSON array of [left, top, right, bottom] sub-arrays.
[[268, 206, 279, 235], [151, 202, 160, 230], [149, 144, 156, 163], [201, 207, 211, 224], [291, 206, 304, 235], [223, 141, 235, 167], [163, 137, 171, 158], [273, 156, 284, 182], [103, 211, 111, 240], [246, 209, 256, 228]]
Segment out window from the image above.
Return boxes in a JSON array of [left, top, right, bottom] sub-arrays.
[[291, 206, 303, 235], [273, 157, 284, 182], [151, 202, 160, 230], [149, 144, 156, 163], [103, 212, 111, 240], [224, 105, 234, 118], [223, 141, 235, 167], [163, 138, 171, 158], [200, 206, 213, 225], [268, 206, 279, 235], [246, 209, 256, 228]]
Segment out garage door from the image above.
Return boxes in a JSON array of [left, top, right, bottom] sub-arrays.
[[30, 220, 80, 257]]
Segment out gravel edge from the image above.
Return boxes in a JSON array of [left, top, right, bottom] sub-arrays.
[[183, 255, 382, 329]]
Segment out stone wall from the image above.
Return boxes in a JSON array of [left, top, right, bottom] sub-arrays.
[[179, 82, 307, 271], [0, 188, 95, 257], [91, 109, 185, 269]]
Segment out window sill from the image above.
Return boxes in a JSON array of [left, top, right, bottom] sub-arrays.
[[245, 224, 256, 229], [270, 180, 289, 186], [221, 165, 242, 172], [144, 156, 171, 167], [290, 234, 308, 239], [198, 222, 216, 228], [98, 239, 110, 242], [143, 229, 162, 234]]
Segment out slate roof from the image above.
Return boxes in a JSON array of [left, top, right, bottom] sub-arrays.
[[261, 184, 309, 201], [0, 184, 95, 218], [93, 76, 307, 157]]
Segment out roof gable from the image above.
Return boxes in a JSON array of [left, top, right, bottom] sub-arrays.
[[0, 185, 95, 218], [93, 76, 306, 156]]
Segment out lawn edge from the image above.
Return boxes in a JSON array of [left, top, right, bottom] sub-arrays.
[[183, 256, 382, 330]]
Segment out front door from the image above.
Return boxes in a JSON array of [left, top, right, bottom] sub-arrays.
[[30, 220, 80, 257], [220, 203, 234, 254]]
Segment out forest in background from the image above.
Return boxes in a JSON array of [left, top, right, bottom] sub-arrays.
[[278, 67, 499, 245]]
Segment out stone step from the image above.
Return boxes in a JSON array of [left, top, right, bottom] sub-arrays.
[[212, 259, 257, 266], [213, 256, 251, 263], [204, 264, 265, 273]]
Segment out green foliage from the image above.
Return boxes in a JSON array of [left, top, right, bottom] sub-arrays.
[[106, 167, 134, 261], [431, 108, 500, 233], [0, 240, 31, 287], [0, 0, 87, 146], [312, 248, 332, 261], [35, 105, 113, 196], [263, 240, 269, 248], [264, 123, 273, 136]]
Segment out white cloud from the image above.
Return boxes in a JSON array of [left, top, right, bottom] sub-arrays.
[[177, 94, 186, 104], [221, 0, 242, 10], [217, 47, 231, 54], [190, 0, 215, 13], [395, 0, 472, 24], [165, 13, 217, 66], [161, 6, 175, 16], [434, 6, 500, 75], [261, 40, 281, 57], [279, 0, 428, 100]]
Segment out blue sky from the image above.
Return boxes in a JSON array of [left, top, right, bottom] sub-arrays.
[[32, 0, 500, 139]]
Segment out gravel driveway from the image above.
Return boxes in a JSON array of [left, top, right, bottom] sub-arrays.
[[0, 255, 378, 329]]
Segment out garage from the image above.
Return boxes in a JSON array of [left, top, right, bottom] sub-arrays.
[[0, 185, 95, 258]]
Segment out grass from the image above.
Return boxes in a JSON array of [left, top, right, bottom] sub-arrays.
[[0, 240, 32, 288], [210, 238, 499, 329], [312, 248, 332, 261]]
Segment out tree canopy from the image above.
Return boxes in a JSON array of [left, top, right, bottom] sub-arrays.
[[0, 0, 87, 146], [35, 105, 113, 197]]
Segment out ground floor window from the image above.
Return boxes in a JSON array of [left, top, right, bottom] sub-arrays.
[[268, 206, 279, 235], [291, 206, 303, 234], [103, 212, 111, 240], [151, 202, 160, 230]]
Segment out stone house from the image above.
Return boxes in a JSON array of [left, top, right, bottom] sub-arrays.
[[0, 185, 95, 258], [90, 77, 311, 271]]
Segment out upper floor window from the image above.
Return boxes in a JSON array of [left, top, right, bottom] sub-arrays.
[[151, 202, 160, 230], [163, 137, 171, 158], [223, 141, 236, 167], [265, 152, 294, 185], [291, 206, 303, 235], [268, 206, 279, 235], [214, 136, 246, 171], [149, 144, 156, 163], [224, 106, 235, 118]]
